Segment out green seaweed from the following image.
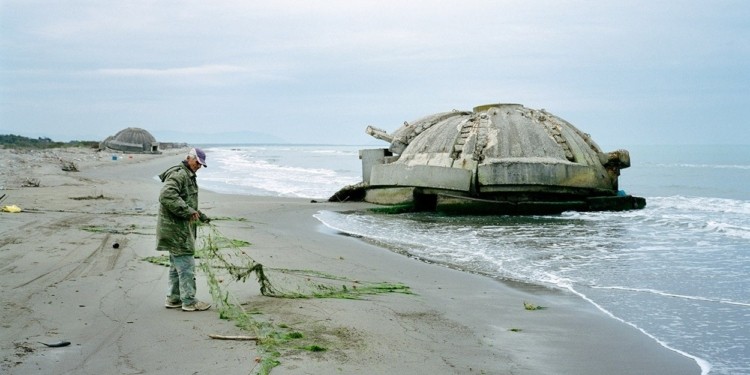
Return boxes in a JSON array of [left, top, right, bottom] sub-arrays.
[[81, 224, 151, 235], [193, 224, 414, 374], [81, 225, 115, 233], [298, 345, 326, 352], [142, 255, 170, 267], [257, 354, 281, 374], [284, 332, 304, 339], [70, 194, 112, 200], [367, 203, 415, 214], [207, 216, 249, 222], [211, 237, 252, 248]]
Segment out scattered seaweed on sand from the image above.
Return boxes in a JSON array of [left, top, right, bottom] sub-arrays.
[[143, 255, 170, 267], [298, 345, 326, 352], [81, 224, 151, 235], [70, 194, 111, 200]]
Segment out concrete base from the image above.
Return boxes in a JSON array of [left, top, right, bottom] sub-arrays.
[[478, 160, 612, 191], [370, 164, 472, 192], [364, 187, 416, 205], [362, 187, 646, 215], [433, 194, 646, 215]]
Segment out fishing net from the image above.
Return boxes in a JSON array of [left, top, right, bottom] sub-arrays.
[[182, 223, 412, 374], [196, 224, 411, 311]]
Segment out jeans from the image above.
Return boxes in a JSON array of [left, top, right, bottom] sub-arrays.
[[167, 254, 196, 306]]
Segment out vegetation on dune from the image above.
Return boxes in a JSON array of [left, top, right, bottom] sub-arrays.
[[0, 134, 97, 149]]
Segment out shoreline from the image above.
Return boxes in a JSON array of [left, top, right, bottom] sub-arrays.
[[329, 219, 711, 375], [314, 217, 712, 375], [0, 147, 701, 374]]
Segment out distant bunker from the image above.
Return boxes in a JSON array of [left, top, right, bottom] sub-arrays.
[[333, 103, 646, 215], [100, 127, 161, 154]]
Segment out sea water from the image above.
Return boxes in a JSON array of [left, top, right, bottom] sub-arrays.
[[198, 145, 362, 198], [198, 144, 749, 375]]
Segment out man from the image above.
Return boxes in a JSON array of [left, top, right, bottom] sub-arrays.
[[156, 147, 212, 311]]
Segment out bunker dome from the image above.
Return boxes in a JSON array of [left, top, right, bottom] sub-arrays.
[[100, 127, 160, 154], [349, 103, 645, 214]]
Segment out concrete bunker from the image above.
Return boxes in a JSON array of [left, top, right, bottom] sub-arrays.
[[333, 103, 645, 215], [100, 127, 161, 154]]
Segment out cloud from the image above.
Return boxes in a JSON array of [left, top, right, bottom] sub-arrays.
[[92, 64, 292, 85], [97, 64, 253, 77], [2, 0, 748, 145]]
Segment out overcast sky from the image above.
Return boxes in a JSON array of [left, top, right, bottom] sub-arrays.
[[1, 1, 748, 146]]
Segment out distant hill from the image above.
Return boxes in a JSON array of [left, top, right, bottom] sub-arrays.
[[151, 130, 286, 145]]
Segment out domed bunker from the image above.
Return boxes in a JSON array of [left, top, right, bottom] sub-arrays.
[[100, 127, 161, 154], [340, 103, 645, 214]]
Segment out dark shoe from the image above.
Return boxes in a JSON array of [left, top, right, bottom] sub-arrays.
[[165, 298, 182, 309]]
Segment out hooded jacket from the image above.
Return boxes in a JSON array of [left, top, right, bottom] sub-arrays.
[[156, 161, 207, 255]]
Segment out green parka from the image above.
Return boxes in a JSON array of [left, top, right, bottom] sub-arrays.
[[156, 161, 208, 256]]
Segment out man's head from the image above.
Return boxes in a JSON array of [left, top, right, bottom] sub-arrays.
[[186, 148, 207, 171]]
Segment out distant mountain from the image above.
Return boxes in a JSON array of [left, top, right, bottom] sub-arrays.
[[151, 130, 286, 145]]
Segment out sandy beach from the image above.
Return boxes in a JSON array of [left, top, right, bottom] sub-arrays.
[[0, 147, 701, 375]]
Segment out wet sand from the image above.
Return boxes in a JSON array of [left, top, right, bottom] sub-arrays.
[[0, 147, 700, 374]]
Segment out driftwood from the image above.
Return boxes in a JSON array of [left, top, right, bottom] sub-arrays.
[[22, 178, 40, 187], [208, 334, 259, 341], [60, 160, 79, 172]]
